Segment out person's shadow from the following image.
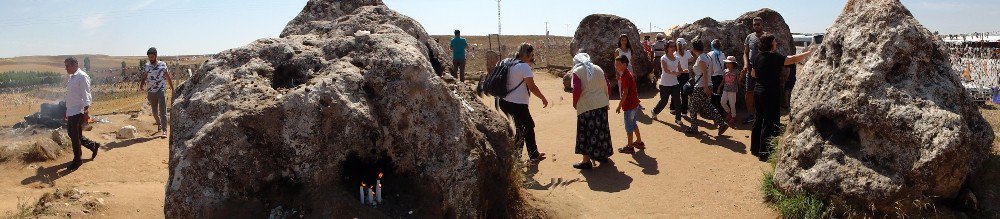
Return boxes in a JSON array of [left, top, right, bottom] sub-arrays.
[[103, 137, 157, 151], [628, 150, 660, 175], [580, 159, 633, 193], [523, 162, 583, 190], [20, 160, 91, 187], [691, 131, 748, 154]]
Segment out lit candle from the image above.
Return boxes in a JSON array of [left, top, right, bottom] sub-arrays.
[[377, 173, 383, 203], [359, 183, 365, 204]]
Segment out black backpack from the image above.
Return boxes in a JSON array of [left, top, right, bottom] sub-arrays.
[[476, 58, 525, 98]]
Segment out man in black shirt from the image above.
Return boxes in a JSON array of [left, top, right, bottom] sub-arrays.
[[749, 33, 813, 161]]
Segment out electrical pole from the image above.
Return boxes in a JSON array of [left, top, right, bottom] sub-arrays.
[[496, 0, 503, 55]]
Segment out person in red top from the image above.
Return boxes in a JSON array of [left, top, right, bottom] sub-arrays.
[[614, 55, 644, 153]]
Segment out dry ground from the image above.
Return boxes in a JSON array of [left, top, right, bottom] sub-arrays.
[[0, 114, 168, 218]]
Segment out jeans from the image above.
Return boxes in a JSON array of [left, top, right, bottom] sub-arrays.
[[452, 59, 467, 82], [711, 75, 725, 116], [67, 113, 99, 162], [652, 84, 681, 121], [498, 98, 541, 159], [677, 73, 690, 113], [148, 91, 167, 131], [751, 91, 781, 158]]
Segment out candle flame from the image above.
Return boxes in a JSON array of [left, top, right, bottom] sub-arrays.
[[378, 172, 383, 179]]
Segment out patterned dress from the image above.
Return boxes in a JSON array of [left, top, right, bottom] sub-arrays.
[[576, 107, 613, 160]]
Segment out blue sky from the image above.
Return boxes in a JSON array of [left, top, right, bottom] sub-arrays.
[[0, 0, 995, 57]]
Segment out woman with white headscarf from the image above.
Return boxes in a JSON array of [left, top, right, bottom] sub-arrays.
[[570, 51, 613, 170]]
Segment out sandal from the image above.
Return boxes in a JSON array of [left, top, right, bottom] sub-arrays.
[[618, 145, 636, 154], [633, 141, 646, 150], [572, 161, 593, 170]]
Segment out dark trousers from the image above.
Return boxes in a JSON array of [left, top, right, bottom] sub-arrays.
[[652, 84, 682, 121], [750, 91, 781, 158], [711, 75, 725, 116], [677, 73, 690, 113], [498, 98, 540, 159], [67, 113, 98, 162], [452, 59, 467, 82]]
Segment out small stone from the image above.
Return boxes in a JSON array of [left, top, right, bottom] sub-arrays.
[[117, 125, 137, 139]]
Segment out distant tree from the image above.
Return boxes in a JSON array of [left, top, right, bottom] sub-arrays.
[[121, 61, 127, 69], [139, 59, 147, 67], [83, 57, 91, 71]]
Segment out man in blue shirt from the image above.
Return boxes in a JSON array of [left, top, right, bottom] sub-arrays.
[[450, 29, 468, 81]]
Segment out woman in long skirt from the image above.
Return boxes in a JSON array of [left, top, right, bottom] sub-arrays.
[[570, 52, 613, 169]]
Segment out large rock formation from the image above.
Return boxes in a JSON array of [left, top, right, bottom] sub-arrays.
[[667, 9, 794, 69], [571, 14, 654, 86], [165, 0, 529, 217], [775, 0, 994, 214]]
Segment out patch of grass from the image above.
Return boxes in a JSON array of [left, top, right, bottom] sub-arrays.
[[760, 136, 831, 219], [0, 197, 46, 219]]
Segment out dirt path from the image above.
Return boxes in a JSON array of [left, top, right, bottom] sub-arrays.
[[0, 114, 168, 218], [503, 71, 777, 218]]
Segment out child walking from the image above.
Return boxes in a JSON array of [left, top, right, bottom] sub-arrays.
[[719, 56, 740, 124], [614, 55, 645, 153]]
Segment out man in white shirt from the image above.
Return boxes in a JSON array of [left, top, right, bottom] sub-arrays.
[[64, 57, 101, 170], [499, 43, 549, 164]]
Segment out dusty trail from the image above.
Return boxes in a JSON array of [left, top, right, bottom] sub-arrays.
[[501, 72, 777, 218]]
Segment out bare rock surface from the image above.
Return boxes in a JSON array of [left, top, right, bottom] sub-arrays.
[[775, 0, 994, 214], [166, 0, 528, 217], [571, 14, 654, 85]]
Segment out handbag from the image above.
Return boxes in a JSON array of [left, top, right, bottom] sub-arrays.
[[682, 74, 696, 96]]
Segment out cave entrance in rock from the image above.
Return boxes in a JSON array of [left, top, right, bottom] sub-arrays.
[[338, 151, 449, 217], [271, 64, 310, 90]]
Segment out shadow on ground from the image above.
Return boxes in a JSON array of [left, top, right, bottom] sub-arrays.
[[20, 160, 91, 187], [103, 137, 158, 151], [580, 159, 633, 193]]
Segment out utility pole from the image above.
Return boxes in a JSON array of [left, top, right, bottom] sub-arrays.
[[496, 0, 503, 55]]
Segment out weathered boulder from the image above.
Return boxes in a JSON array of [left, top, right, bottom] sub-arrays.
[[668, 9, 794, 65], [166, 0, 528, 218], [116, 125, 136, 139], [51, 129, 69, 148], [775, 0, 994, 214], [571, 14, 654, 86]]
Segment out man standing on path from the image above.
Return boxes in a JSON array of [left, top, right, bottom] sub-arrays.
[[64, 57, 101, 171], [450, 30, 469, 82], [742, 17, 767, 125], [138, 47, 174, 138]]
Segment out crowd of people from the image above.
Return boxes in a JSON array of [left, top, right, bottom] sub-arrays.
[[470, 16, 814, 170]]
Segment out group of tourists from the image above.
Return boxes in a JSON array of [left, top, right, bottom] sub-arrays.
[[474, 16, 814, 171], [61, 47, 173, 171]]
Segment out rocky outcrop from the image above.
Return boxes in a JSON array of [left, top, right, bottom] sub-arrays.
[[571, 14, 654, 85], [775, 0, 994, 215], [668, 9, 794, 68], [166, 0, 528, 218]]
